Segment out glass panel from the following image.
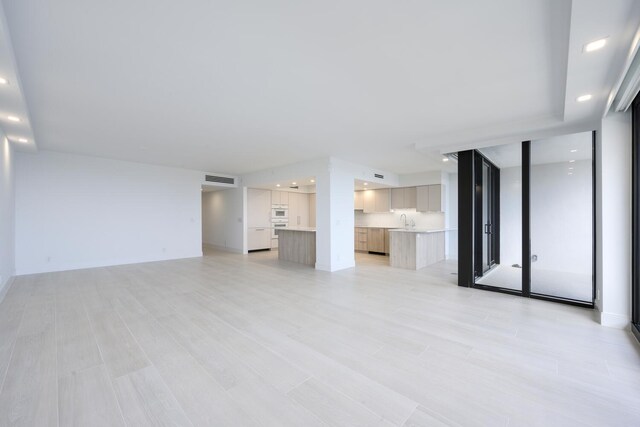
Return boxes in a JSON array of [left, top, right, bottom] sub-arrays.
[[530, 132, 593, 302], [476, 142, 522, 291]]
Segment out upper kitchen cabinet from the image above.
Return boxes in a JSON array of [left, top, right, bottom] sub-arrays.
[[416, 184, 443, 212], [374, 188, 391, 213], [362, 188, 391, 213], [363, 189, 375, 213], [354, 191, 364, 210], [271, 191, 289, 205], [391, 187, 417, 210]]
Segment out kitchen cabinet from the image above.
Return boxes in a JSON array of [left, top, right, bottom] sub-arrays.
[[391, 187, 417, 210], [355, 227, 368, 252], [363, 189, 391, 213], [363, 190, 375, 213], [367, 228, 385, 253], [384, 229, 390, 254], [248, 227, 271, 251], [248, 188, 271, 228], [309, 193, 316, 227], [428, 185, 442, 212], [289, 192, 310, 227], [374, 189, 391, 213], [354, 191, 364, 210], [416, 184, 443, 212], [271, 191, 289, 205]]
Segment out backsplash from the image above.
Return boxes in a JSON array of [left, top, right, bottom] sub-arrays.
[[355, 209, 445, 229]]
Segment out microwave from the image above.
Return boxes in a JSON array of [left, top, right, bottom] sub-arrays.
[[271, 207, 288, 219]]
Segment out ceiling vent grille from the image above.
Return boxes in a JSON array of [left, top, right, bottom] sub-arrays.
[[205, 175, 235, 185], [374, 173, 384, 179]]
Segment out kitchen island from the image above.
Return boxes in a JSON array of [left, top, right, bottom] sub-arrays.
[[389, 229, 446, 270], [275, 227, 316, 266]]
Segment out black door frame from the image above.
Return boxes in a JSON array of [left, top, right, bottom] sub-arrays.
[[458, 135, 596, 309], [473, 152, 500, 278]]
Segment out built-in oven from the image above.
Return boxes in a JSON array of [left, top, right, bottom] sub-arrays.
[[271, 206, 288, 219], [271, 219, 288, 238]]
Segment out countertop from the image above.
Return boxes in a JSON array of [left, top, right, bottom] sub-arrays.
[[276, 227, 316, 232], [388, 228, 452, 233]]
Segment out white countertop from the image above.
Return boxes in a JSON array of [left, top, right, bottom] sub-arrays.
[[388, 228, 453, 233], [276, 227, 316, 232]]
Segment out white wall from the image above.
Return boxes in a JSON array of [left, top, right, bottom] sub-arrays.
[[15, 151, 204, 275], [596, 112, 632, 328], [530, 160, 592, 274], [202, 187, 245, 253], [0, 134, 15, 297]]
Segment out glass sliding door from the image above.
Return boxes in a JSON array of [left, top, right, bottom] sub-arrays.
[[530, 132, 594, 304], [474, 144, 522, 292]]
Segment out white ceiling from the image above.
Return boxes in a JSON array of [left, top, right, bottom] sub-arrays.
[[2, 0, 640, 175], [479, 131, 593, 169]]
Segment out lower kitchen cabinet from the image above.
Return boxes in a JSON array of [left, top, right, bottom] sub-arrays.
[[367, 228, 385, 253], [355, 227, 368, 252], [248, 227, 271, 251]]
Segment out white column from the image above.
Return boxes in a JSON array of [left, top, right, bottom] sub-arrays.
[[596, 112, 632, 328], [315, 160, 355, 272]]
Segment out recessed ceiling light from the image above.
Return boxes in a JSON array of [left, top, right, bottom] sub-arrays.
[[17, 138, 28, 143], [7, 115, 20, 122], [0, 77, 8, 85], [442, 158, 449, 162], [310, 179, 315, 183], [568, 172, 573, 176], [292, 182, 297, 185], [576, 94, 592, 102], [570, 149, 578, 153], [569, 167, 574, 170], [276, 184, 281, 187], [363, 182, 368, 186], [569, 160, 576, 163], [584, 38, 607, 53]]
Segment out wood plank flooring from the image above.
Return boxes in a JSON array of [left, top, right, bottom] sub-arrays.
[[0, 248, 639, 426]]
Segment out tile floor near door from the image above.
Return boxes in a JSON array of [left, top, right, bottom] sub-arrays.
[[0, 249, 639, 426]]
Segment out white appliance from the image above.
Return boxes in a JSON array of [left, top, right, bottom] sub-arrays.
[[271, 205, 288, 219], [271, 219, 288, 238]]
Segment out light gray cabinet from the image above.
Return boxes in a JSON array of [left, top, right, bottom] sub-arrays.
[[416, 184, 443, 212], [374, 189, 390, 213], [428, 185, 442, 212], [391, 187, 417, 210]]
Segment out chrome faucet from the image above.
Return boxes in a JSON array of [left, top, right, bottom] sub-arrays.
[[400, 214, 408, 228]]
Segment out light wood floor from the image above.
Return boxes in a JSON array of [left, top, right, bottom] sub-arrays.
[[0, 249, 639, 426]]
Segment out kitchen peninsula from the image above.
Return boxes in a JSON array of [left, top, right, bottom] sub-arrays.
[[389, 229, 446, 270], [275, 227, 316, 266]]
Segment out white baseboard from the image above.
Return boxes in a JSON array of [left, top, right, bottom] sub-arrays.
[[315, 259, 356, 272], [0, 275, 15, 304], [597, 310, 630, 329]]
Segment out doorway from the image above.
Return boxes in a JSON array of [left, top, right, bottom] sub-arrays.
[[458, 132, 595, 307]]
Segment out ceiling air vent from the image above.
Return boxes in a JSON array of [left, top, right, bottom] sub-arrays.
[[289, 186, 299, 189], [205, 175, 235, 185], [374, 173, 384, 179]]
